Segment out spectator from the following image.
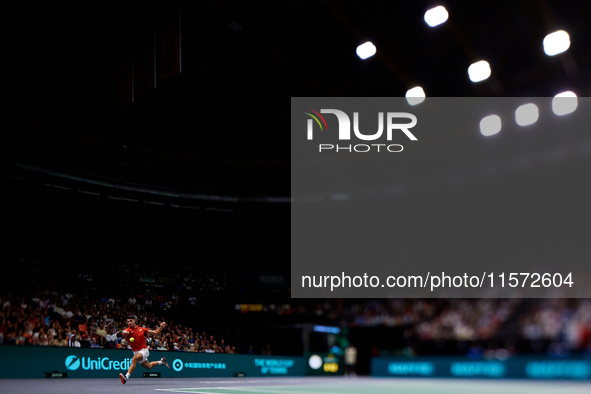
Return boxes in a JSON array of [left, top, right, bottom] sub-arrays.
[[16, 330, 26, 345], [219, 339, 227, 353], [188, 339, 195, 352], [37, 328, 50, 346], [78, 323, 88, 342], [68, 329, 81, 347], [96, 323, 107, 346], [4, 332, 16, 346], [90, 338, 100, 348], [344, 344, 358, 377], [105, 324, 119, 347], [157, 339, 169, 351], [23, 323, 34, 344]]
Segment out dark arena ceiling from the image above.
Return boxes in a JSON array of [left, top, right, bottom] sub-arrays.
[[7, 0, 591, 203]]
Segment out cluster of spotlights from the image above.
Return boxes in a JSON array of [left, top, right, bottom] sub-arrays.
[[479, 92, 578, 137], [355, 5, 572, 102]]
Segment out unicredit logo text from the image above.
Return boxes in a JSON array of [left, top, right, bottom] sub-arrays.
[[64, 354, 132, 371], [304, 108, 417, 153]]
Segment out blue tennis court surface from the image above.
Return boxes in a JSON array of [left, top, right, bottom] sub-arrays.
[[3, 377, 590, 394], [153, 377, 591, 394]]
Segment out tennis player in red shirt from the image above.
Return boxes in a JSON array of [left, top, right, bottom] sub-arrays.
[[119, 317, 169, 384]]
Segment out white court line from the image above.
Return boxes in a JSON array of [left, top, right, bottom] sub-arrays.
[[155, 385, 333, 394], [155, 388, 283, 393], [156, 390, 328, 394], [222, 388, 330, 394], [155, 389, 227, 393], [195, 380, 300, 384]]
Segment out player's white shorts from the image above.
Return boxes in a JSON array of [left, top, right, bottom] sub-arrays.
[[133, 348, 150, 363]]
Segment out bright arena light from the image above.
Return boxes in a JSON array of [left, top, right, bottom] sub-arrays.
[[543, 30, 570, 56], [356, 41, 376, 60], [405, 86, 426, 106], [424, 6, 449, 27], [480, 115, 502, 136], [552, 91, 578, 116], [308, 355, 323, 370], [468, 60, 491, 83], [515, 103, 539, 126]]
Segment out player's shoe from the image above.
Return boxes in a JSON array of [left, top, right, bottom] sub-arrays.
[[161, 357, 169, 368], [119, 373, 127, 384]]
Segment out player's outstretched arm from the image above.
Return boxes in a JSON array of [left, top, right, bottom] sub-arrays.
[[147, 321, 167, 336]]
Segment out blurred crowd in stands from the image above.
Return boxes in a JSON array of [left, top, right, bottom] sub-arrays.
[[1, 287, 590, 356], [0, 289, 262, 354], [2, 253, 589, 357], [519, 298, 591, 354], [240, 298, 591, 355]]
